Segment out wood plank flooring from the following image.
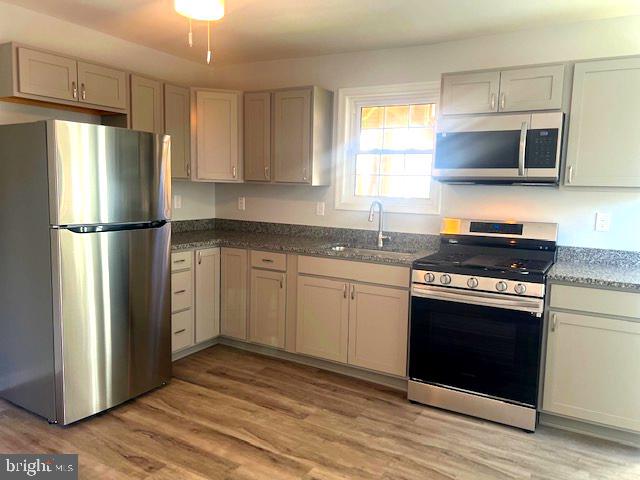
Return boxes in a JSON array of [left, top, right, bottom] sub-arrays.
[[0, 345, 638, 479]]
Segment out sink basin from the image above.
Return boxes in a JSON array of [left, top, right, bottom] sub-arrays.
[[328, 244, 413, 259]]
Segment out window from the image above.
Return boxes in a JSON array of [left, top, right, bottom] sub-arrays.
[[335, 82, 441, 215]]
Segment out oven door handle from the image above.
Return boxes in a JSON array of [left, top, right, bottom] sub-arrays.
[[412, 285, 543, 315]]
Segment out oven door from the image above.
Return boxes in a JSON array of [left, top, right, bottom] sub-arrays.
[[409, 285, 543, 407]]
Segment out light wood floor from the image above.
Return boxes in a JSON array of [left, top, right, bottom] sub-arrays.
[[0, 345, 638, 479]]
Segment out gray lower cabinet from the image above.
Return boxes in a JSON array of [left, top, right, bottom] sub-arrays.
[[171, 251, 195, 353], [249, 268, 286, 348], [220, 248, 248, 340], [564, 57, 640, 187], [195, 248, 220, 343], [543, 284, 640, 432]]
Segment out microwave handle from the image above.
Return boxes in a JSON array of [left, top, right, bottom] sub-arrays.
[[518, 121, 528, 176]]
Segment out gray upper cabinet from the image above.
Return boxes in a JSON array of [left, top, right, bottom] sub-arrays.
[[248, 86, 332, 186], [77, 61, 127, 110], [17, 47, 78, 102], [498, 65, 564, 112], [244, 91, 271, 182], [164, 84, 191, 179], [441, 71, 500, 115], [565, 57, 640, 188], [130, 74, 164, 134], [441, 64, 565, 115]]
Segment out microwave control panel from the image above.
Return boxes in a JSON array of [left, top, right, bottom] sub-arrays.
[[525, 129, 559, 168]]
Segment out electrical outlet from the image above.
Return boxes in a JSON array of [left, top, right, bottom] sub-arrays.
[[173, 194, 182, 209], [316, 201, 325, 216], [595, 212, 611, 232], [237, 196, 246, 211]]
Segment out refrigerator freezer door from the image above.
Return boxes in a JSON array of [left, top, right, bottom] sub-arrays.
[[48, 120, 171, 226], [51, 223, 172, 424]]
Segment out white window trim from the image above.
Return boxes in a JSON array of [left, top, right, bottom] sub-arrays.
[[334, 81, 441, 215]]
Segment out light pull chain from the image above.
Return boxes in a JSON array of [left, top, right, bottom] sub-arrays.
[[188, 18, 193, 47], [206, 21, 212, 64]]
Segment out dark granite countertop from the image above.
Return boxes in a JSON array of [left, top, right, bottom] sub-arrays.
[[548, 262, 640, 291], [171, 229, 434, 267]]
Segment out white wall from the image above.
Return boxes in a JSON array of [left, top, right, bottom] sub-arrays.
[[0, 1, 215, 221], [212, 15, 640, 250]]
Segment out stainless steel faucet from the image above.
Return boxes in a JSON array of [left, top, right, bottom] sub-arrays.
[[368, 201, 389, 248]]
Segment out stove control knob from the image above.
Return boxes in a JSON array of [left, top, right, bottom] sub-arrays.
[[423, 272, 435, 283], [440, 274, 452, 285], [467, 277, 479, 288], [514, 283, 527, 295], [496, 281, 508, 292]]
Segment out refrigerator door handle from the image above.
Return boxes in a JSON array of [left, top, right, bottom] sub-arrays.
[[65, 220, 168, 234]]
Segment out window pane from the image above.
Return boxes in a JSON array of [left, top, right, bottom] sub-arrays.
[[405, 154, 432, 175], [408, 128, 435, 150], [384, 105, 409, 128], [355, 175, 379, 196], [361, 106, 384, 129], [410, 104, 436, 127], [383, 128, 409, 150], [379, 176, 429, 199], [380, 154, 405, 175], [359, 128, 383, 151], [355, 154, 380, 175]]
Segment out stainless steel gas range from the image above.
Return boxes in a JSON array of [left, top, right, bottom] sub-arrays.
[[408, 218, 558, 431]]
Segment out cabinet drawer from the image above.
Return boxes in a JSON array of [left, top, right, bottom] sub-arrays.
[[171, 251, 193, 271], [550, 284, 640, 319], [250, 250, 287, 271], [172, 310, 194, 352], [298, 256, 410, 288], [172, 270, 193, 312]]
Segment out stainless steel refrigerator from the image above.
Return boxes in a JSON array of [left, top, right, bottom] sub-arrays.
[[0, 120, 172, 425]]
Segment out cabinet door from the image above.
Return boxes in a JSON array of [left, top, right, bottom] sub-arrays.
[[195, 90, 240, 181], [273, 88, 311, 183], [195, 248, 220, 343], [543, 311, 640, 432], [498, 65, 564, 112], [220, 248, 248, 340], [348, 284, 408, 376], [249, 269, 286, 348], [17, 47, 77, 101], [244, 92, 271, 182], [131, 75, 164, 134], [441, 71, 500, 115], [296, 276, 349, 363], [565, 58, 640, 187], [77, 61, 127, 109], [164, 84, 191, 179]]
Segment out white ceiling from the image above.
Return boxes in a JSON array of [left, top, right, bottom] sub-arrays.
[[5, 0, 640, 66]]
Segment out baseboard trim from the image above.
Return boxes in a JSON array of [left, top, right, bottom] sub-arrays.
[[172, 338, 219, 362], [217, 337, 408, 391], [539, 412, 640, 448]]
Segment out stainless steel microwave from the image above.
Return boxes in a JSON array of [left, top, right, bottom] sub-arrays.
[[433, 112, 564, 184]]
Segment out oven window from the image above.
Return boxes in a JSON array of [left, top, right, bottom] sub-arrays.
[[435, 130, 520, 169], [409, 296, 542, 406]]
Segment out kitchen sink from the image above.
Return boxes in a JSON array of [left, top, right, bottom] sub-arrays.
[[327, 244, 414, 259]]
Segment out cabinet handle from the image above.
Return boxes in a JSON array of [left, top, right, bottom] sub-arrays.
[[80, 83, 86, 101], [174, 289, 187, 295], [72, 81, 78, 99], [175, 328, 186, 335], [261, 258, 274, 263], [490, 93, 497, 110], [198, 251, 202, 265], [174, 259, 186, 264], [567, 166, 574, 185], [343, 284, 347, 298], [186, 162, 191, 177], [302, 167, 308, 182], [351, 284, 355, 300], [551, 313, 558, 332], [499, 92, 506, 110], [265, 165, 270, 179], [232, 166, 237, 178], [280, 275, 284, 289]]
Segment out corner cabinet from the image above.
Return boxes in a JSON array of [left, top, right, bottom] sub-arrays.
[[192, 89, 242, 182], [543, 284, 640, 433], [130, 75, 164, 134], [441, 64, 565, 115], [164, 84, 191, 179], [564, 57, 640, 188], [244, 86, 333, 186]]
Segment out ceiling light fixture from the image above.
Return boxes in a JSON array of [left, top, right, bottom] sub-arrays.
[[174, 0, 225, 65]]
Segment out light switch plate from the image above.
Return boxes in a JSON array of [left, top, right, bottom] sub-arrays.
[[595, 212, 611, 232], [316, 202, 325, 216], [238, 196, 246, 211], [173, 194, 182, 209]]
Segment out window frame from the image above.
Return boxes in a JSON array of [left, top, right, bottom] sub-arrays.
[[334, 82, 441, 215]]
